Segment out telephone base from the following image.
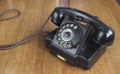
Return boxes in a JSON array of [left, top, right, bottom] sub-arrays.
[[45, 29, 106, 69]]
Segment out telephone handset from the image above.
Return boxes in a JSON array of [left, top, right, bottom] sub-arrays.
[[45, 7, 115, 69]]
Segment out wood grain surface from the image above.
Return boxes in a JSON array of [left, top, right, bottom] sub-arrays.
[[0, 0, 120, 74]]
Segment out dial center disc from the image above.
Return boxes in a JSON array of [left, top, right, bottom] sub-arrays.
[[61, 28, 74, 42]]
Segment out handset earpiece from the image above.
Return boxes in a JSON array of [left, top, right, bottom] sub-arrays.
[[51, 7, 114, 46], [51, 8, 64, 26]]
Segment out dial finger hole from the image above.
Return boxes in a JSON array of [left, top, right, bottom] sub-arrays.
[[70, 24, 74, 27], [67, 42, 72, 48], [57, 37, 61, 41], [62, 42, 67, 48], [57, 33, 61, 36], [66, 24, 70, 27], [73, 26, 78, 30], [62, 25, 66, 29], [59, 29, 62, 32], [59, 41, 64, 44]]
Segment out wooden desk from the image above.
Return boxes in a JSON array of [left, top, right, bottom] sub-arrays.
[[0, 0, 120, 74]]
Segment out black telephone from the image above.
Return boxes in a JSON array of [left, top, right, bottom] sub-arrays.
[[0, 7, 115, 69], [45, 7, 115, 69]]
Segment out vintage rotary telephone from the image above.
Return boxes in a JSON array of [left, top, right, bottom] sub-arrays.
[[0, 7, 114, 69], [45, 7, 115, 69]]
